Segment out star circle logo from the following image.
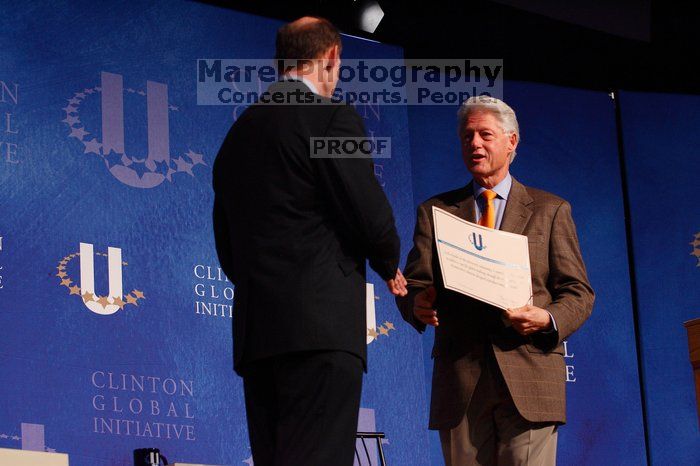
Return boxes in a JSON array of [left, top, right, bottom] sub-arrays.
[[62, 71, 206, 188], [55, 243, 144, 316]]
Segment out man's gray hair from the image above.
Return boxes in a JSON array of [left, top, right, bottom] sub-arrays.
[[457, 96, 520, 162]]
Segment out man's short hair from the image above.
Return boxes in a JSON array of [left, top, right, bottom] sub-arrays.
[[458, 96, 520, 162], [275, 17, 342, 74]]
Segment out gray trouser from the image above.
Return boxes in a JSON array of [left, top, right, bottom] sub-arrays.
[[439, 351, 558, 466]]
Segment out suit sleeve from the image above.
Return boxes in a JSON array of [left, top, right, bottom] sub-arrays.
[[315, 104, 400, 280], [211, 139, 237, 284], [535, 200, 595, 349], [395, 202, 434, 333], [212, 194, 236, 283]]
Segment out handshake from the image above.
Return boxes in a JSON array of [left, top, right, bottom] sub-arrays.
[[385, 269, 408, 297]]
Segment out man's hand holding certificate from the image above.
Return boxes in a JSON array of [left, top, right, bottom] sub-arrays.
[[432, 206, 533, 310]]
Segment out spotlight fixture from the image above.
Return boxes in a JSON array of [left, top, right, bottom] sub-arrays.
[[356, 0, 384, 34]]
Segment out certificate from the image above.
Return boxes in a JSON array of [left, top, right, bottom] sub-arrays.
[[432, 206, 532, 310]]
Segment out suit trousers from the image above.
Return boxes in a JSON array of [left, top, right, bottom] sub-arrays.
[[439, 347, 558, 466], [242, 350, 364, 466]]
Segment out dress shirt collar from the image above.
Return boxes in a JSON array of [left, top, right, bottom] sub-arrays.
[[473, 172, 512, 200]]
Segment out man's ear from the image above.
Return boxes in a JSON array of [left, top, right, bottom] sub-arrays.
[[508, 132, 519, 152], [324, 44, 340, 70]]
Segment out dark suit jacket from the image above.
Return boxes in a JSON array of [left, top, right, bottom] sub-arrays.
[[397, 177, 594, 428], [213, 80, 400, 375]]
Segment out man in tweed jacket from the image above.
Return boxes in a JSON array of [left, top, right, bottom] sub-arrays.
[[397, 97, 594, 465]]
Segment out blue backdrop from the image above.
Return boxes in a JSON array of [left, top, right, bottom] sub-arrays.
[[619, 90, 700, 466], [1, 1, 699, 465]]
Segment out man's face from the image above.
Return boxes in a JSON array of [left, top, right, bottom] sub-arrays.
[[460, 110, 517, 185]]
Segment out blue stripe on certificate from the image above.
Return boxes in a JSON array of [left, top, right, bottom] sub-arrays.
[[437, 239, 529, 270]]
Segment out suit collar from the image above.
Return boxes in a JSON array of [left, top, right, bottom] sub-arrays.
[[500, 176, 533, 235], [268, 79, 337, 105], [268, 79, 310, 93], [281, 74, 320, 95], [450, 183, 476, 223]]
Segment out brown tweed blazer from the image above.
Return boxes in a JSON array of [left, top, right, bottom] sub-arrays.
[[397, 177, 594, 429]]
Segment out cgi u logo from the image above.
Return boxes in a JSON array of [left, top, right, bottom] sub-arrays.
[[63, 71, 206, 189], [365, 282, 396, 344], [469, 232, 485, 251], [101, 72, 173, 188], [55, 243, 144, 315], [366, 283, 376, 344], [80, 242, 123, 316]]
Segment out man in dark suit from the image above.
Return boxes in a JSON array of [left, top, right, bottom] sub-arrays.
[[397, 97, 594, 465], [213, 17, 406, 466]]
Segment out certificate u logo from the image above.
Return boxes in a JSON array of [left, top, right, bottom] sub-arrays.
[[470, 232, 485, 251]]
